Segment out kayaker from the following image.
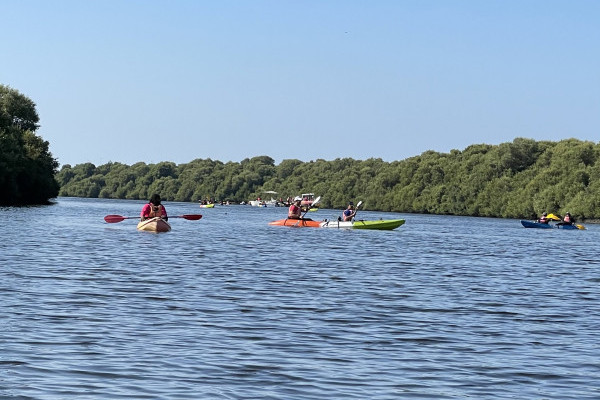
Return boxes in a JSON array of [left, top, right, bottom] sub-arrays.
[[342, 202, 356, 222], [288, 199, 302, 219], [557, 212, 574, 226], [140, 194, 168, 221], [537, 212, 549, 224]]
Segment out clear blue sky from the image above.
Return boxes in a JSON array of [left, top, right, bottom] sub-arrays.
[[3, 0, 599, 167]]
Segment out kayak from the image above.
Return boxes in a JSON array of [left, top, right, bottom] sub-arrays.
[[137, 217, 171, 233], [199, 203, 215, 208], [520, 220, 580, 230], [269, 218, 405, 230], [520, 220, 554, 229], [321, 219, 405, 230], [557, 224, 580, 230], [269, 218, 322, 228]]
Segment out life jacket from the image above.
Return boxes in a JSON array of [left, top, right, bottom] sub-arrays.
[[149, 204, 164, 218], [343, 208, 354, 221], [288, 204, 301, 218]]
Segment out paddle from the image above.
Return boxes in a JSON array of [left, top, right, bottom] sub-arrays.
[[340, 200, 362, 222], [352, 200, 363, 220], [310, 196, 321, 210], [292, 196, 321, 226], [299, 196, 320, 218], [546, 213, 561, 221], [104, 214, 202, 223]]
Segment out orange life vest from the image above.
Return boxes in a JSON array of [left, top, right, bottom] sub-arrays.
[[149, 204, 164, 218], [288, 204, 301, 218]]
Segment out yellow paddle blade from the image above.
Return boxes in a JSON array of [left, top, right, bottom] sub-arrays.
[[546, 213, 561, 221]]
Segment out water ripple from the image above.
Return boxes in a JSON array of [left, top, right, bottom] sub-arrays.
[[1, 199, 599, 399]]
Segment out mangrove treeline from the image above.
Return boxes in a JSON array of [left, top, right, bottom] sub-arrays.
[[0, 85, 59, 205], [56, 137, 600, 220]]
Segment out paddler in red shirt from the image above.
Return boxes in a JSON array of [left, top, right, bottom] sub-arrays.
[[288, 199, 302, 219], [140, 194, 168, 221]]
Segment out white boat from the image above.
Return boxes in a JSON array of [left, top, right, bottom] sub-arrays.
[[250, 191, 278, 207], [300, 193, 316, 207], [249, 198, 278, 207]]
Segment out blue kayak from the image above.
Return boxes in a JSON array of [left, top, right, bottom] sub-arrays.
[[521, 220, 553, 229], [520, 220, 579, 230]]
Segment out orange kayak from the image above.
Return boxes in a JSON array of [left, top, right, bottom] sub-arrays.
[[268, 218, 321, 228]]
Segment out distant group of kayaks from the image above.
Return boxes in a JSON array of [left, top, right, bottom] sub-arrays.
[[105, 204, 587, 234], [104, 196, 406, 233]]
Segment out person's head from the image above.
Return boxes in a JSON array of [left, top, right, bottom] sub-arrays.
[[150, 194, 161, 205]]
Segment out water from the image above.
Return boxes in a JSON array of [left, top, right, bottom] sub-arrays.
[[1, 197, 599, 399]]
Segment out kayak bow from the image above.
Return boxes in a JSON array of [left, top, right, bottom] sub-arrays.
[[137, 217, 172, 233]]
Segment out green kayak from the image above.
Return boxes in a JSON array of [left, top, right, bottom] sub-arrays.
[[320, 219, 405, 230]]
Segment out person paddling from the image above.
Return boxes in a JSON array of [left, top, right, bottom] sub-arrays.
[[141, 194, 168, 221], [288, 198, 302, 219], [557, 212, 574, 226], [342, 202, 356, 222]]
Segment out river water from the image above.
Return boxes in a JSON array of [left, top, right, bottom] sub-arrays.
[[1, 197, 599, 399]]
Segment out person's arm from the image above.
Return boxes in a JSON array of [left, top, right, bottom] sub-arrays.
[[140, 204, 150, 220]]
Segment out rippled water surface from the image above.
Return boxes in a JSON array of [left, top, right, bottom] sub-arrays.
[[2, 197, 599, 399]]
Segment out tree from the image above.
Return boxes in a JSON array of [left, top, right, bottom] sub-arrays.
[[53, 138, 600, 220], [0, 84, 59, 205]]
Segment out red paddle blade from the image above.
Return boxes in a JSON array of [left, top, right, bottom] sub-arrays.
[[181, 214, 203, 220], [104, 215, 126, 223]]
